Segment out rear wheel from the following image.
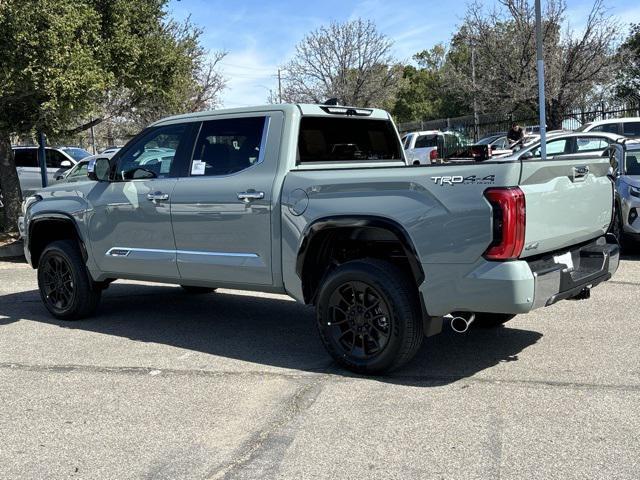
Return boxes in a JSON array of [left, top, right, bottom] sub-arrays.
[[37, 240, 101, 320], [316, 259, 423, 374], [473, 313, 516, 328], [180, 285, 216, 294]]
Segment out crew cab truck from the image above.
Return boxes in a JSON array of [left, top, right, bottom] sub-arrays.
[[19, 104, 619, 374]]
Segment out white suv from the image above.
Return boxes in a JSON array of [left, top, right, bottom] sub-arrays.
[[401, 130, 464, 165], [13, 146, 90, 195], [578, 117, 640, 138]]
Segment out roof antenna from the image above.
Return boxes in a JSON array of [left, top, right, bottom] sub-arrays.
[[323, 98, 339, 106]]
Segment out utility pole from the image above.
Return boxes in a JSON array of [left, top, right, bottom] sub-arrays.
[[90, 118, 97, 154], [471, 42, 479, 142], [277, 69, 283, 104], [37, 130, 47, 188], [535, 0, 547, 160]]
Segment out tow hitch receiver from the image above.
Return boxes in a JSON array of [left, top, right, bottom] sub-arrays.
[[568, 287, 591, 301]]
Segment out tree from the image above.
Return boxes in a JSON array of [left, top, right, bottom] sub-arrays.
[[447, 0, 618, 129], [616, 24, 640, 101], [393, 44, 470, 123], [278, 19, 403, 108], [0, 0, 225, 231]]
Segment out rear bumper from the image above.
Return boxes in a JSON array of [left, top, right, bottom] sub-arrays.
[[528, 235, 619, 309], [420, 236, 619, 317]]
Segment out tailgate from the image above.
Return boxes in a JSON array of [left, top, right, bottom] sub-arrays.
[[519, 156, 613, 258]]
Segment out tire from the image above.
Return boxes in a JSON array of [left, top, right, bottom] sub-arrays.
[[473, 313, 516, 328], [37, 239, 101, 320], [316, 259, 423, 374], [611, 205, 636, 253], [180, 285, 216, 294]]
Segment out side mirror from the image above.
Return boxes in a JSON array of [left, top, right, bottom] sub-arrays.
[[60, 160, 72, 169], [521, 151, 534, 160], [88, 157, 111, 181]]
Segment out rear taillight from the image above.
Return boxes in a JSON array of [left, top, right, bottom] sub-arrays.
[[429, 149, 438, 162], [483, 187, 526, 260]]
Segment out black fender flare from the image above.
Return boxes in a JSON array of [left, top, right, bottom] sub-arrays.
[[295, 215, 425, 285]]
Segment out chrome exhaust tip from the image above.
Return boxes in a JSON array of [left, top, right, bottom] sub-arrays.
[[450, 313, 476, 334]]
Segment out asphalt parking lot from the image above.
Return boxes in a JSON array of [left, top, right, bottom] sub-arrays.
[[1, 256, 639, 480]]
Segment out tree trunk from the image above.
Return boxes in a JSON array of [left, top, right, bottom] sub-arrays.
[[547, 99, 564, 131], [0, 133, 23, 233]]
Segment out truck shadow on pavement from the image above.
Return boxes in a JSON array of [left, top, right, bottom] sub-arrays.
[[0, 283, 543, 386]]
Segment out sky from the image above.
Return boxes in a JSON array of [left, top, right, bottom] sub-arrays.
[[168, 0, 640, 108]]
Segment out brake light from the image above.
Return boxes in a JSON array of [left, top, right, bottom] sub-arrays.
[[429, 149, 438, 162], [483, 187, 526, 260]]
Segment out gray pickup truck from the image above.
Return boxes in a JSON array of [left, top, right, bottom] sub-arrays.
[[19, 104, 619, 373]]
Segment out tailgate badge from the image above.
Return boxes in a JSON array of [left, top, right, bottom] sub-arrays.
[[525, 242, 539, 251]]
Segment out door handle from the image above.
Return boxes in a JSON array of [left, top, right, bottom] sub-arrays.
[[237, 190, 265, 203], [572, 165, 589, 182], [147, 191, 169, 202]]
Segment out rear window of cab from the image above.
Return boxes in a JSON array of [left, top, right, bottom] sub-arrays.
[[298, 117, 402, 163]]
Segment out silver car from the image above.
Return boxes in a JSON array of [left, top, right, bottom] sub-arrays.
[[611, 141, 640, 248]]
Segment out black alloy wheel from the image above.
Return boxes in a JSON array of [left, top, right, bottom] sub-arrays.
[[316, 259, 423, 374], [325, 281, 392, 360], [40, 254, 75, 312], [37, 240, 101, 320]]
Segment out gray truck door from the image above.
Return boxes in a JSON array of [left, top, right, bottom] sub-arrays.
[[87, 123, 194, 279], [170, 112, 283, 286]]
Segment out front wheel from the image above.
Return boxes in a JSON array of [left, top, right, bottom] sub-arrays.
[[37, 240, 101, 320], [316, 259, 423, 374]]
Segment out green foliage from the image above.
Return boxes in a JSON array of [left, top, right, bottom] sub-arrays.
[[617, 23, 640, 100], [392, 44, 469, 123], [0, 0, 208, 136], [0, 0, 106, 134]]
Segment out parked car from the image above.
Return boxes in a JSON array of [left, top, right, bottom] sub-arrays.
[[500, 131, 623, 161], [54, 152, 117, 184], [99, 146, 122, 156], [610, 140, 640, 248], [402, 130, 466, 165], [19, 104, 619, 374], [12, 146, 88, 195], [578, 117, 640, 138]]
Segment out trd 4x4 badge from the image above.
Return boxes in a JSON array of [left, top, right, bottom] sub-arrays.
[[431, 174, 496, 185]]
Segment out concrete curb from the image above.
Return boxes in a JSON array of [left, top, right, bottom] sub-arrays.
[[0, 240, 24, 259]]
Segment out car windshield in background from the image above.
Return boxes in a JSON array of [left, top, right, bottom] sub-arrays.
[[298, 117, 402, 162], [626, 149, 640, 176], [61, 147, 92, 161]]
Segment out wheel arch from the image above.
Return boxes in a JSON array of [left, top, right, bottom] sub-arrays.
[[295, 215, 424, 304], [28, 213, 88, 269]]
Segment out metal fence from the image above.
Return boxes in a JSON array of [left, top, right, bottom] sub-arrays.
[[397, 104, 640, 142]]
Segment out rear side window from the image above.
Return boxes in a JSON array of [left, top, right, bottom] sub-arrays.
[[191, 116, 267, 176], [591, 123, 620, 134], [575, 137, 610, 153], [46, 149, 69, 168], [13, 148, 38, 167], [414, 134, 438, 149], [298, 117, 402, 163], [530, 138, 568, 157], [623, 122, 640, 137]]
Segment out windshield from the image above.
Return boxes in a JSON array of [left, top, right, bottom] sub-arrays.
[[626, 149, 640, 176], [61, 147, 92, 161]]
